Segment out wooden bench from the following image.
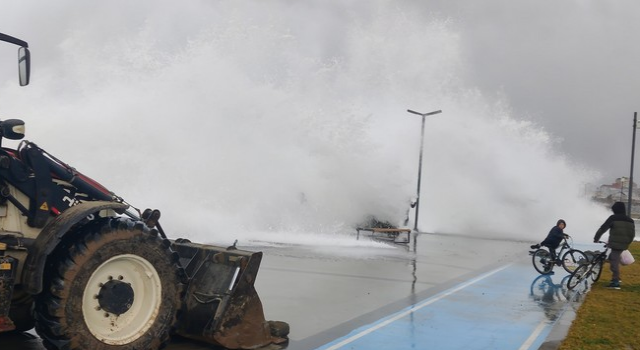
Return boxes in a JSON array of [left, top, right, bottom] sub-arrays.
[[356, 227, 412, 244]]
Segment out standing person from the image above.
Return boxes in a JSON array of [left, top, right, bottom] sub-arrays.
[[594, 201, 636, 289], [531, 219, 568, 264]]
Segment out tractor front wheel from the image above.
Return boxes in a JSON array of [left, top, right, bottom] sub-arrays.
[[34, 218, 182, 350]]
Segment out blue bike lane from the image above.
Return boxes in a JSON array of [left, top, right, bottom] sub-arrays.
[[313, 259, 579, 350]]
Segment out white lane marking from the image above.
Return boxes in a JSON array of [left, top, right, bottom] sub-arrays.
[[321, 264, 513, 350], [518, 320, 548, 350], [519, 284, 584, 350]]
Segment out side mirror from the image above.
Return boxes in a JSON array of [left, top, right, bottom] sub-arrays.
[[1, 119, 26, 140], [18, 47, 30, 86]]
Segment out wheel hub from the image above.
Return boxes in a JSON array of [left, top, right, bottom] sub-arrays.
[[97, 279, 134, 315], [83, 254, 163, 345]]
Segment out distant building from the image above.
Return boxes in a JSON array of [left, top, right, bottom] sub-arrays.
[[592, 177, 640, 217]]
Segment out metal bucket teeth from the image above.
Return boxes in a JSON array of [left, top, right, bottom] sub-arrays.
[[172, 240, 289, 349]]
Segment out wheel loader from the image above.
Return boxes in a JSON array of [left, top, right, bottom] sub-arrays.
[[0, 32, 289, 350]]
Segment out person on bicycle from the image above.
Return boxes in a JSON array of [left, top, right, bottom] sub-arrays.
[[531, 219, 568, 264], [593, 201, 636, 289]]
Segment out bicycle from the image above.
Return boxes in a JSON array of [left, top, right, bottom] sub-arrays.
[[531, 235, 588, 274], [567, 242, 609, 290], [530, 273, 571, 303]]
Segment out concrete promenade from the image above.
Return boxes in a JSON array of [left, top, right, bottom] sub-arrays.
[[0, 232, 583, 350]]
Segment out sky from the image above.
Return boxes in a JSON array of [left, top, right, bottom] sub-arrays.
[[424, 1, 640, 184], [0, 0, 636, 245]]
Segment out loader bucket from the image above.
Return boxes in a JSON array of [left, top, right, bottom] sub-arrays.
[[172, 240, 288, 349]]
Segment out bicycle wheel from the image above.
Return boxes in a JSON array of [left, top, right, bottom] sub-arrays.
[[530, 275, 553, 301], [561, 249, 588, 273], [591, 259, 604, 282], [567, 264, 590, 290], [532, 249, 553, 274]]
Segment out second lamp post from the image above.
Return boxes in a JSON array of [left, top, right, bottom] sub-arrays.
[[407, 109, 442, 232]]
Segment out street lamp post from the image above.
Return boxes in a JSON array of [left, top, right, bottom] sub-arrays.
[[407, 109, 442, 232], [629, 112, 638, 216]]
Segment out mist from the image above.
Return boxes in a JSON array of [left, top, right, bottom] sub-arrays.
[[0, 1, 608, 245]]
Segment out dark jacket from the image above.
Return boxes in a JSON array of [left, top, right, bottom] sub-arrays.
[[594, 202, 636, 250], [541, 226, 565, 249]]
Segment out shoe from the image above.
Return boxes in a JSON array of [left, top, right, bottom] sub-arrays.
[[607, 281, 621, 289], [530, 244, 540, 249]]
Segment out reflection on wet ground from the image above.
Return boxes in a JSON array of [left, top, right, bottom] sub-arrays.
[[529, 274, 573, 322], [309, 258, 584, 350], [528, 273, 587, 326], [1, 233, 587, 350]]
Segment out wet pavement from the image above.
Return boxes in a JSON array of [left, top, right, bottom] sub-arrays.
[[0, 232, 584, 350]]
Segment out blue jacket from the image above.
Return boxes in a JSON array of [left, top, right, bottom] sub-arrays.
[[541, 226, 564, 249]]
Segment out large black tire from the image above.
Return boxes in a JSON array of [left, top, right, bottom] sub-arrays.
[[8, 286, 35, 332], [34, 217, 183, 350]]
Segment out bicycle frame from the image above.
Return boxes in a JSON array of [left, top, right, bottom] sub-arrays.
[[556, 237, 576, 257], [531, 236, 587, 275], [567, 242, 609, 290]]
